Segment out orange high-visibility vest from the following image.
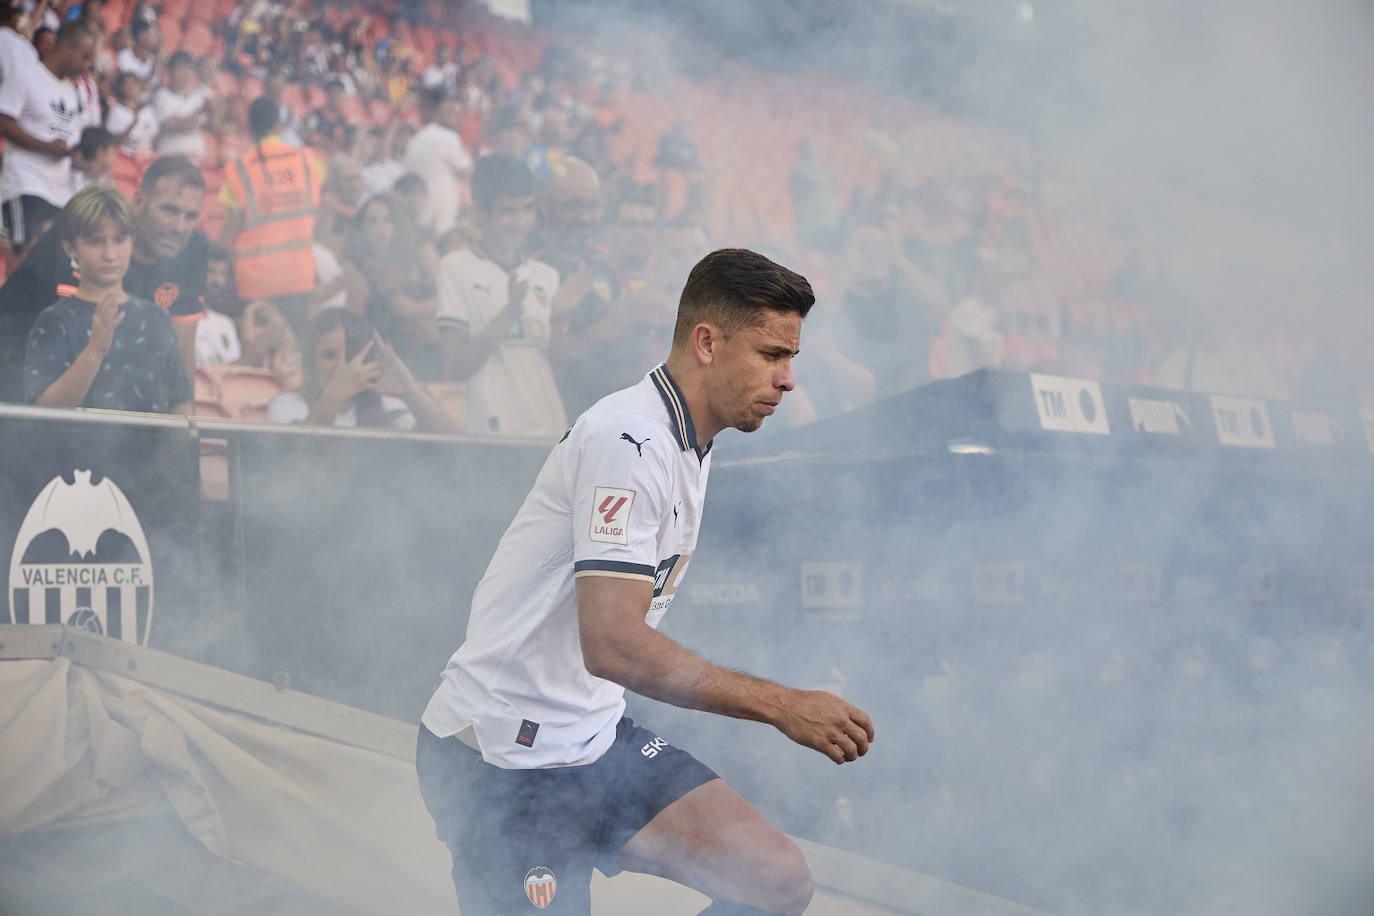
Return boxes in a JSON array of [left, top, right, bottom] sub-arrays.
[[222, 139, 323, 299]]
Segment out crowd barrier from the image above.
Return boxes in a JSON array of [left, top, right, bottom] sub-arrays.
[[3, 370, 1371, 720]]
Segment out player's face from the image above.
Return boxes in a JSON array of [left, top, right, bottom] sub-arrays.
[[706, 309, 801, 434], [64, 221, 133, 289], [134, 177, 204, 260]]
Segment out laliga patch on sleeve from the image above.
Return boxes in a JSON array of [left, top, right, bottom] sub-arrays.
[[590, 486, 635, 545]]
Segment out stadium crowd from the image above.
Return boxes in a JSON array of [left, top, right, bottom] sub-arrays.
[[0, 0, 1348, 434]]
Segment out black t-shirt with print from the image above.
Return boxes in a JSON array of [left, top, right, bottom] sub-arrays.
[[24, 294, 192, 412], [0, 226, 207, 401]]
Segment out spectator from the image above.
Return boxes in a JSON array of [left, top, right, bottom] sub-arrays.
[[152, 50, 210, 160], [268, 307, 456, 432], [0, 154, 208, 402], [0, 19, 97, 255], [652, 116, 706, 222], [0, 3, 40, 85], [69, 125, 117, 193], [419, 42, 458, 96], [314, 155, 366, 254], [237, 297, 302, 387], [403, 87, 471, 236], [554, 184, 659, 416], [261, 68, 304, 147], [436, 154, 565, 437], [104, 69, 157, 155], [303, 77, 350, 154], [529, 158, 608, 297], [115, 17, 156, 85], [480, 105, 529, 159], [341, 192, 440, 379], [324, 52, 358, 97], [357, 124, 405, 196], [825, 224, 947, 403], [195, 242, 241, 367], [24, 184, 191, 413], [30, 24, 53, 57], [790, 138, 843, 252], [391, 170, 427, 221], [218, 97, 325, 334]]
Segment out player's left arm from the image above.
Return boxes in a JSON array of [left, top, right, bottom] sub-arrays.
[[576, 575, 874, 764]]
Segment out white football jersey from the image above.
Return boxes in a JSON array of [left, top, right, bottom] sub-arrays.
[[436, 247, 566, 438], [422, 365, 711, 768]]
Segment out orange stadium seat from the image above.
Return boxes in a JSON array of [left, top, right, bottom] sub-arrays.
[[160, 19, 182, 53], [201, 365, 285, 420], [194, 368, 220, 401], [182, 21, 215, 59]]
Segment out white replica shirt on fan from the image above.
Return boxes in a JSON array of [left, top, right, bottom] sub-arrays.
[[152, 85, 210, 158], [0, 26, 37, 86], [105, 101, 159, 155], [403, 122, 472, 234], [422, 365, 710, 768], [0, 61, 79, 205], [436, 247, 566, 438]]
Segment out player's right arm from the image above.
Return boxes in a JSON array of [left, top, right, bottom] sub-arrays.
[[576, 574, 874, 764]]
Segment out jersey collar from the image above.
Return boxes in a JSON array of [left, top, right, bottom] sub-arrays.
[[650, 364, 711, 461]]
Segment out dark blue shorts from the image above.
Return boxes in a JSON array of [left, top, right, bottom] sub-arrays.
[[416, 717, 718, 914]]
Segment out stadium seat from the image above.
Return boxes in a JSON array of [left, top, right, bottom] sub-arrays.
[[194, 367, 221, 402], [182, 21, 214, 59], [202, 365, 285, 420], [194, 399, 230, 418]]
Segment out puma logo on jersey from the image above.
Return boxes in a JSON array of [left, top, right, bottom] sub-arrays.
[[620, 433, 649, 457]]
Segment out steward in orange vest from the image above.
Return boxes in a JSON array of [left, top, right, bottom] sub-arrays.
[[219, 97, 326, 301]]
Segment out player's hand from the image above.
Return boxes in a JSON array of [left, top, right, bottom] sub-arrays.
[[45, 138, 73, 158], [86, 291, 126, 358], [775, 689, 874, 765]]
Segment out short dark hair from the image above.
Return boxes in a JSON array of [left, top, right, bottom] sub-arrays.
[[168, 50, 193, 69], [672, 249, 813, 347], [140, 155, 206, 195], [248, 96, 280, 139], [56, 20, 96, 46], [470, 154, 534, 210], [206, 241, 230, 264], [77, 127, 116, 159]]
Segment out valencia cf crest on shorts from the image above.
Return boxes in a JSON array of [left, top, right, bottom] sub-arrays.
[[524, 866, 557, 909]]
